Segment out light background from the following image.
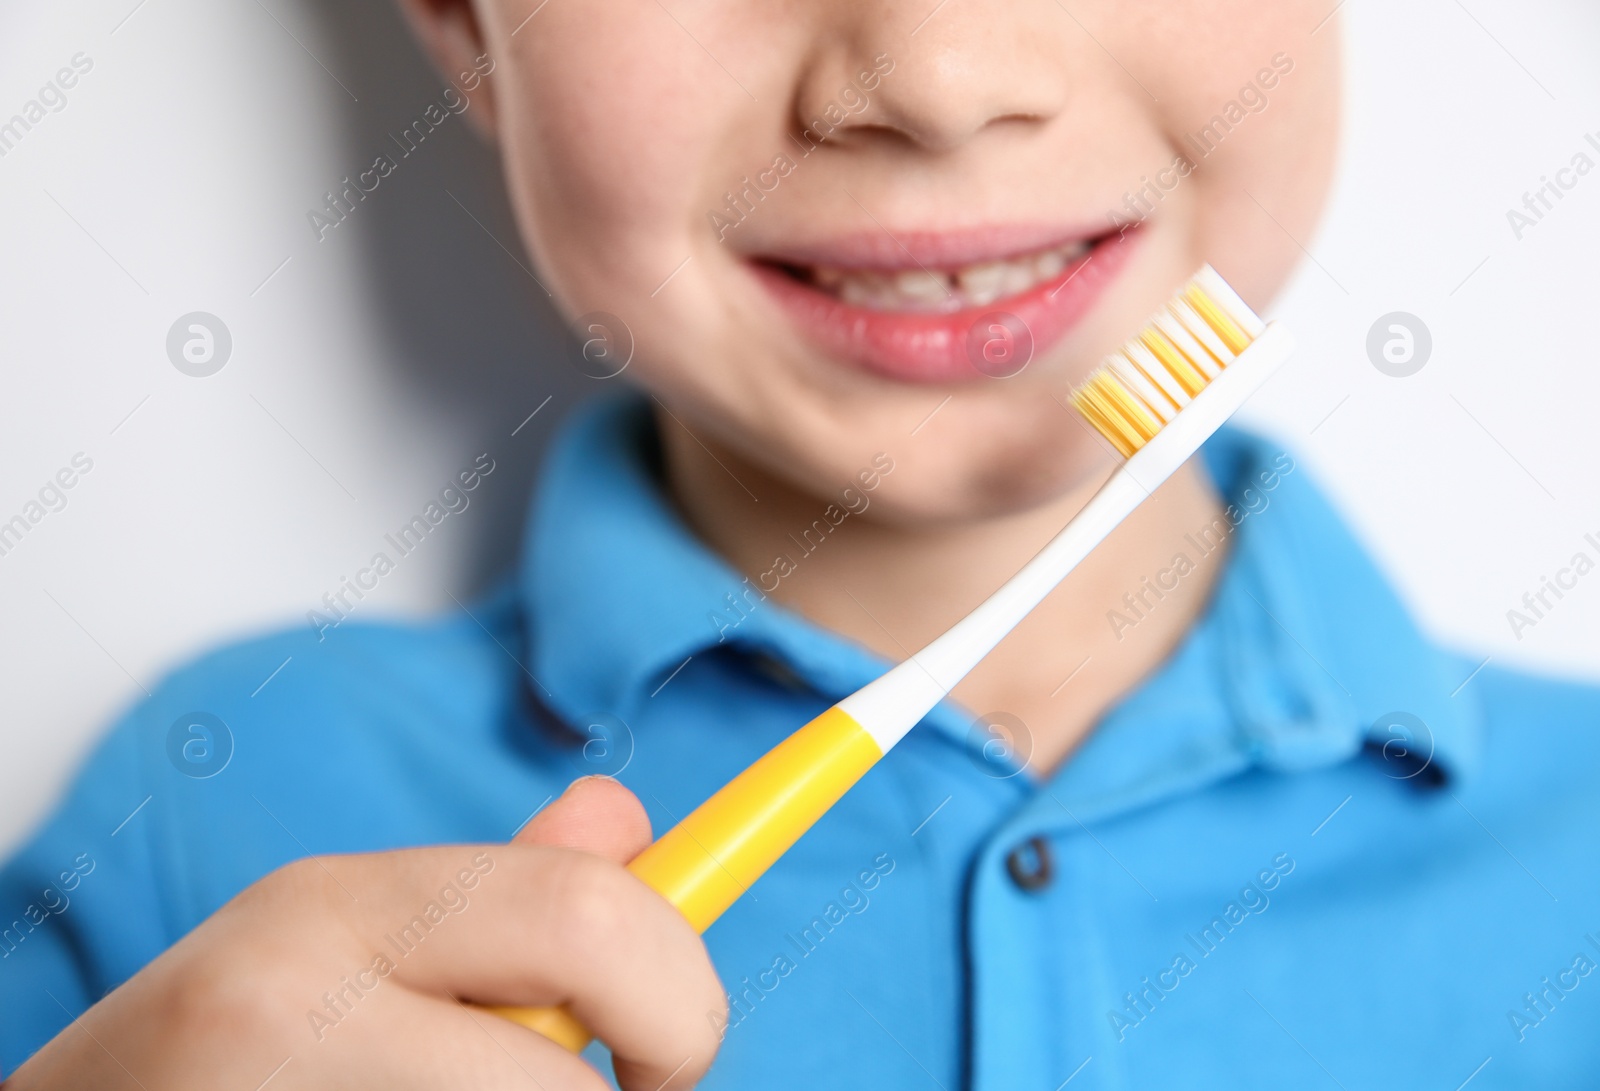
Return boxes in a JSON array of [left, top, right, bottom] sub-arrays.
[[1, 0, 1597, 855]]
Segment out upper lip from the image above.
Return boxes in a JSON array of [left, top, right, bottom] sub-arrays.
[[742, 222, 1115, 272]]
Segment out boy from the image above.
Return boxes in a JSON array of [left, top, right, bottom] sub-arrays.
[[5, 0, 1599, 1087]]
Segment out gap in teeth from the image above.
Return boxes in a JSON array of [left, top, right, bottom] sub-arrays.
[[807, 240, 1090, 311]]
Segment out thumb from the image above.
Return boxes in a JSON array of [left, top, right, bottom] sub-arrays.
[[513, 776, 654, 864]]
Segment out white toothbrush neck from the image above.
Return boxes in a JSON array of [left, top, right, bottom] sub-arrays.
[[838, 322, 1295, 753]]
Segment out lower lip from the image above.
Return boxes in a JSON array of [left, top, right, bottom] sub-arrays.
[[749, 229, 1139, 384]]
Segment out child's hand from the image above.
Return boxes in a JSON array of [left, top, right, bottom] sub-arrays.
[[6, 777, 725, 1090]]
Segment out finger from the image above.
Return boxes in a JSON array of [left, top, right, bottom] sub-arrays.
[[304, 986, 616, 1091], [514, 776, 653, 862], [314, 845, 722, 1091]]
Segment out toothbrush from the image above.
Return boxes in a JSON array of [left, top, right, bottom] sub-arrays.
[[486, 264, 1294, 1050]]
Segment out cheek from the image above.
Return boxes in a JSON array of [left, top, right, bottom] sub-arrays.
[[494, 12, 733, 310], [1160, 14, 1340, 304]]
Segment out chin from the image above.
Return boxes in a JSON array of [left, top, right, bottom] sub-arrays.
[[819, 398, 1116, 529]]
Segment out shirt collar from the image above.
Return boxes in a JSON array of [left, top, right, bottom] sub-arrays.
[[1042, 430, 1483, 821], [521, 394, 1482, 799], [521, 394, 890, 729]]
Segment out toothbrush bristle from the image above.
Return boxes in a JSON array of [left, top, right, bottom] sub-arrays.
[[1070, 265, 1266, 458]]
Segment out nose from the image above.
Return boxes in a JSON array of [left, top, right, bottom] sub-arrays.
[[792, 2, 1074, 153]]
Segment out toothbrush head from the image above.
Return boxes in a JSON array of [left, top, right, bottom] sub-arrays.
[[1070, 265, 1269, 458]]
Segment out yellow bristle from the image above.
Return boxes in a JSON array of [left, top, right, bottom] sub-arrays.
[[1069, 268, 1262, 457], [1096, 371, 1163, 441], [1183, 285, 1252, 355], [1139, 330, 1207, 397], [1070, 372, 1156, 458], [1167, 302, 1229, 373], [1072, 390, 1139, 459]]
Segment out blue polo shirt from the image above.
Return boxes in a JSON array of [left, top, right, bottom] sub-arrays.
[[4, 394, 1600, 1088]]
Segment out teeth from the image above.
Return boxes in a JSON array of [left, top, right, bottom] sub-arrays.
[[957, 261, 1008, 306], [895, 269, 950, 303], [808, 240, 1089, 312], [1034, 249, 1066, 280], [999, 262, 1035, 297], [838, 279, 877, 307]]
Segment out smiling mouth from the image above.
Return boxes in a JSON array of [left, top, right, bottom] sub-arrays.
[[746, 225, 1138, 384], [774, 237, 1098, 314]]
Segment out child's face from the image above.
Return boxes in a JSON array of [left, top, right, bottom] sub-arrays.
[[445, 1, 1339, 521]]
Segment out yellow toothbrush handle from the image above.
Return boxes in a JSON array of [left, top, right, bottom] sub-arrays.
[[483, 706, 883, 1051]]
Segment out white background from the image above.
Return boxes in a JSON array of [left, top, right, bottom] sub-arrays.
[[1, 0, 1597, 855]]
